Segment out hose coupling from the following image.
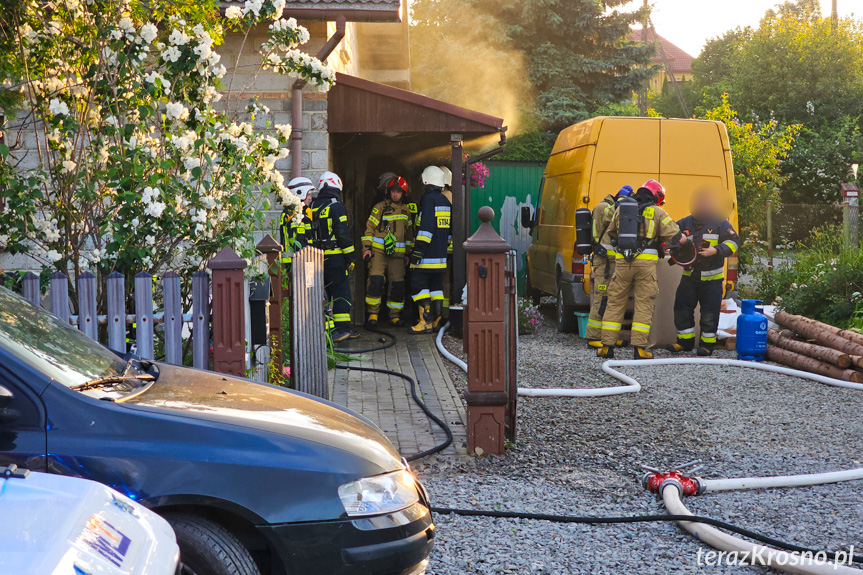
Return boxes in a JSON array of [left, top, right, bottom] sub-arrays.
[[643, 470, 704, 496]]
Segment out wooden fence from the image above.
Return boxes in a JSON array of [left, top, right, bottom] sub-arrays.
[[289, 247, 328, 397]]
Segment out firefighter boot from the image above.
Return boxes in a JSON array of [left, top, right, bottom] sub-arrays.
[[697, 345, 714, 357], [365, 314, 378, 329], [390, 317, 405, 327], [596, 346, 614, 359], [666, 340, 694, 353], [587, 340, 603, 349], [430, 300, 443, 330], [633, 346, 654, 360], [410, 305, 434, 334]]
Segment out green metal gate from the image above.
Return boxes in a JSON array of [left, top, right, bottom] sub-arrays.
[[469, 161, 545, 295]]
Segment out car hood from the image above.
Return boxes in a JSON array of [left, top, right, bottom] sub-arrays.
[[124, 363, 402, 473]]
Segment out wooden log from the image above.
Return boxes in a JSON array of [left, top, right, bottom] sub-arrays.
[[850, 355, 863, 370], [767, 329, 851, 368], [774, 310, 863, 349], [766, 345, 862, 382], [774, 310, 863, 357]]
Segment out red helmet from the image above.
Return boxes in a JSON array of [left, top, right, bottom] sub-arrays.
[[386, 176, 408, 196], [641, 179, 666, 206]]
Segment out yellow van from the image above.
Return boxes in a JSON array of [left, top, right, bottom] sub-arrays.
[[521, 117, 739, 333]]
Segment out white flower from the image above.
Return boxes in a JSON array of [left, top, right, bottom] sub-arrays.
[[168, 29, 190, 46], [161, 45, 182, 63], [140, 23, 158, 43], [144, 201, 166, 218], [274, 123, 291, 139], [165, 102, 189, 121], [49, 98, 70, 116], [243, 0, 264, 17], [145, 234, 156, 246], [61, 159, 76, 173], [45, 250, 62, 263], [271, 0, 285, 19], [225, 6, 242, 19]]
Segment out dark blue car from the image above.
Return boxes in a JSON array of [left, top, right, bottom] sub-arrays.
[[0, 286, 434, 575]]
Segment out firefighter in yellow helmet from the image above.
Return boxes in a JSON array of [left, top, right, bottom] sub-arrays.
[[598, 180, 687, 359], [362, 176, 413, 328]]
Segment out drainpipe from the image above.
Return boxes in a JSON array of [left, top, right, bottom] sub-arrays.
[[291, 15, 346, 178]]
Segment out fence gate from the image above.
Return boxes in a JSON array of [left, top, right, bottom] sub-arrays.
[[289, 247, 328, 399], [504, 249, 519, 443]]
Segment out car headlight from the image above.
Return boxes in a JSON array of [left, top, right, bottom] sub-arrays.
[[338, 470, 419, 517]]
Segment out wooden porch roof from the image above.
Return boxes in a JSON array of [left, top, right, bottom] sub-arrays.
[[328, 73, 505, 135]]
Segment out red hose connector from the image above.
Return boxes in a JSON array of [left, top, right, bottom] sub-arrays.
[[642, 470, 704, 497]]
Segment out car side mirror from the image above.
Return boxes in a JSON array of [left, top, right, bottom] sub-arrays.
[[0, 385, 20, 425], [520, 206, 534, 230]]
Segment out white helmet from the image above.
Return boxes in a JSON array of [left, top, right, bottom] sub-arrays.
[[421, 165, 445, 188], [287, 176, 316, 201], [439, 166, 452, 188], [318, 171, 343, 193]]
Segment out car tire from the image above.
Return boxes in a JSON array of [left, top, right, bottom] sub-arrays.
[[167, 514, 261, 575], [525, 271, 541, 306], [557, 282, 578, 334]]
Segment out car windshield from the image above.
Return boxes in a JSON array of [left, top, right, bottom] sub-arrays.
[[0, 286, 139, 393]]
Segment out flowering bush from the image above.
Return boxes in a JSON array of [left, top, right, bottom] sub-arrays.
[[461, 152, 490, 189], [0, 0, 334, 279], [518, 298, 543, 335]]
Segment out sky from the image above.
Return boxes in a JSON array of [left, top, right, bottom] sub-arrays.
[[622, 0, 860, 56]]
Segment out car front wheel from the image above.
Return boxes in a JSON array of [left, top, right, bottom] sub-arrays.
[[167, 514, 261, 575]]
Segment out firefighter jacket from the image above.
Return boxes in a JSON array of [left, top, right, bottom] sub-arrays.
[[677, 216, 740, 281], [442, 188, 454, 255], [410, 186, 451, 270], [362, 199, 414, 256], [592, 194, 616, 256], [608, 201, 681, 262], [311, 190, 354, 257], [280, 206, 312, 264]]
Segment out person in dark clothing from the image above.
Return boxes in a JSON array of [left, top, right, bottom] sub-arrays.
[[311, 171, 358, 342], [279, 177, 315, 271], [667, 188, 740, 356], [409, 166, 451, 334]]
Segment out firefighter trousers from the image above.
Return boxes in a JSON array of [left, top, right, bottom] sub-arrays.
[[365, 253, 406, 316], [673, 276, 723, 349], [441, 256, 452, 317], [324, 254, 352, 330], [411, 269, 444, 307], [585, 253, 615, 341], [601, 260, 658, 348]]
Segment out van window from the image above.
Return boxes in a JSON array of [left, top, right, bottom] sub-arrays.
[[535, 177, 545, 224], [539, 178, 559, 225]]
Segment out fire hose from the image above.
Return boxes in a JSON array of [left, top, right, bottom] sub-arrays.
[[434, 326, 863, 573]]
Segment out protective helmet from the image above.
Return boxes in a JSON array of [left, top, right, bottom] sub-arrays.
[[616, 185, 633, 198], [386, 176, 409, 198], [287, 176, 316, 201], [318, 171, 343, 193], [640, 179, 666, 206], [378, 171, 397, 190], [421, 165, 445, 188], [439, 166, 453, 188]]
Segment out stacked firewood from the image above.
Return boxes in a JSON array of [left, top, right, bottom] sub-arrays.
[[769, 311, 863, 383]]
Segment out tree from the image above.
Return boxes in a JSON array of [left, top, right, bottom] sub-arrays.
[[410, 0, 656, 131], [702, 94, 799, 238], [0, 0, 334, 284]]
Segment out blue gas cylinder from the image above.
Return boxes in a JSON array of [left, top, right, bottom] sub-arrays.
[[736, 299, 768, 361]]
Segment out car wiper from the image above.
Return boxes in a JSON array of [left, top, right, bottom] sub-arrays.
[[71, 374, 155, 392]]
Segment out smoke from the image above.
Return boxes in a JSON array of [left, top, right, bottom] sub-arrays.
[[409, 1, 533, 136]]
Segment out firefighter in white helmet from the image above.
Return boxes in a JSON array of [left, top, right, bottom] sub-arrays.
[[280, 177, 316, 270], [409, 166, 451, 334], [437, 166, 454, 327], [311, 171, 358, 342]]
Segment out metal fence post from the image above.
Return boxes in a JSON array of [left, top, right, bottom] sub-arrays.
[[50, 272, 70, 325], [766, 199, 773, 271], [291, 247, 328, 398], [77, 271, 98, 340], [192, 270, 210, 370], [463, 207, 511, 456], [208, 247, 248, 377], [22, 272, 40, 307], [106, 272, 126, 353], [257, 235, 284, 385], [163, 271, 183, 365], [135, 272, 154, 359]]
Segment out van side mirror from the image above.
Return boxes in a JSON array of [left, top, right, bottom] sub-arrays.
[[0, 385, 20, 425], [520, 206, 534, 230]]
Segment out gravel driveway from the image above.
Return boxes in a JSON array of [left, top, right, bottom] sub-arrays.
[[415, 300, 863, 574]]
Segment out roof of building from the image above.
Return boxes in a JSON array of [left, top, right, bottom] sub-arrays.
[[628, 28, 694, 75], [221, 0, 401, 21], [328, 73, 504, 134]]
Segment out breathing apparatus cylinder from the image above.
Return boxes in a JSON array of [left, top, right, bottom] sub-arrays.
[[575, 208, 593, 256], [616, 196, 640, 258]]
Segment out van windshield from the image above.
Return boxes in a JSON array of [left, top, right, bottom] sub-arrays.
[[0, 286, 133, 390]]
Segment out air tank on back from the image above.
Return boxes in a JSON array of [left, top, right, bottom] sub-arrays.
[[736, 299, 768, 361]]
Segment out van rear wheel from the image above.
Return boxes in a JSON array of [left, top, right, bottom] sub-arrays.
[[557, 283, 578, 334]]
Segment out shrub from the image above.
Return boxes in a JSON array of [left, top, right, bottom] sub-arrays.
[[518, 299, 543, 335]]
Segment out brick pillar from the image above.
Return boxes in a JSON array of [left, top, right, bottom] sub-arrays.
[[256, 235, 284, 385], [463, 206, 510, 456], [208, 246, 248, 377]]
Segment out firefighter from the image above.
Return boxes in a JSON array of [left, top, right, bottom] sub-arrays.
[[311, 171, 358, 342], [666, 189, 740, 356], [409, 166, 451, 334], [362, 175, 413, 328], [598, 180, 687, 359], [279, 177, 315, 270], [585, 185, 633, 349], [437, 166, 454, 327]]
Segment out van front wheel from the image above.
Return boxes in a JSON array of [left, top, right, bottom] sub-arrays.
[[557, 283, 578, 334]]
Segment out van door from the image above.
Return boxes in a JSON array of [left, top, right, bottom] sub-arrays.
[[533, 176, 560, 293], [590, 118, 660, 204]]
